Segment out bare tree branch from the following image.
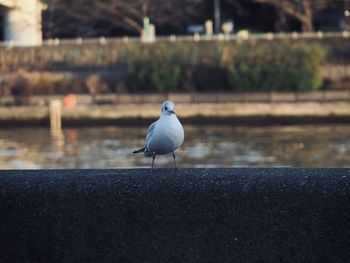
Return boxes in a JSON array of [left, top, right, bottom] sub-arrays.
[[44, 0, 201, 37], [255, 0, 332, 32]]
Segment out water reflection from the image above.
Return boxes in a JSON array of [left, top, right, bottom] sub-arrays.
[[0, 125, 349, 169]]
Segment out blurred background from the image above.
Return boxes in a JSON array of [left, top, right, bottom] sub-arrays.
[[0, 0, 349, 169]]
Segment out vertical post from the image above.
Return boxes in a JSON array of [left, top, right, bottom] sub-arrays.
[[49, 99, 62, 135], [142, 17, 150, 42], [205, 20, 213, 37], [149, 24, 156, 42], [141, 17, 155, 43], [345, 0, 350, 31], [214, 0, 221, 34]]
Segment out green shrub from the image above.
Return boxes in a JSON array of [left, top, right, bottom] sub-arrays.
[[127, 57, 182, 92], [126, 44, 192, 92], [127, 42, 325, 92], [227, 43, 325, 91], [0, 41, 327, 94]]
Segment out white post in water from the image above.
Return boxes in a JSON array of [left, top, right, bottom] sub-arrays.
[[49, 100, 62, 135]]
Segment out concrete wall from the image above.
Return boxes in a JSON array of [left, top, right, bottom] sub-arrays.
[[0, 168, 349, 262], [1, 0, 43, 46]]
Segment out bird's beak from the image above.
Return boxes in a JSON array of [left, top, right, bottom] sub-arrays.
[[169, 110, 176, 114]]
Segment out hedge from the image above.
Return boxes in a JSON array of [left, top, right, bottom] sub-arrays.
[[226, 43, 325, 91], [126, 42, 325, 92], [0, 41, 326, 94]]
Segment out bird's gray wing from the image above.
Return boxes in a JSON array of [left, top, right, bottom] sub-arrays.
[[145, 120, 158, 147]]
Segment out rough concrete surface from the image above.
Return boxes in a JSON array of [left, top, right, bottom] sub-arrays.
[[0, 168, 350, 262]]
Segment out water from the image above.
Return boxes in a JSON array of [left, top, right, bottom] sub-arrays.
[[0, 125, 349, 169]]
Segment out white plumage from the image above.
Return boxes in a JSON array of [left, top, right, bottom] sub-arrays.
[[133, 100, 184, 170]]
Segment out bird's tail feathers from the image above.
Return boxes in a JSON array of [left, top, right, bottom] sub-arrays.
[[133, 147, 145, 154]]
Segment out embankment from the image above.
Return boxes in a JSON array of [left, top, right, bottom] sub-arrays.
[[1, 101, 350, 126]]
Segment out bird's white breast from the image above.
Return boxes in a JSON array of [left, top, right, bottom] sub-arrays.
[[146, 114, 184, 155]]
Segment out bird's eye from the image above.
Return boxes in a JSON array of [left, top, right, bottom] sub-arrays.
[[165, 106, 168, 110]]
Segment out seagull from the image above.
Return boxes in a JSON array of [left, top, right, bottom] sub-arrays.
[[133, 100, 184, 170]]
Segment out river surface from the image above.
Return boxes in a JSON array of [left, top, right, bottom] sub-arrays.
[[0, 125, 349, 169]]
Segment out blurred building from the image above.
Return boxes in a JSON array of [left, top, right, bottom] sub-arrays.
[[0, 0, 44, 46]]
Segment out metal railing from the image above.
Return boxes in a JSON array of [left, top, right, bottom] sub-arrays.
[[1, 31, 349, 48], [42, 31, 350, 46]]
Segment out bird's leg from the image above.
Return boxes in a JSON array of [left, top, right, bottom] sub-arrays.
[[151, 154, 156, 171], [172, 152, 178, 170]]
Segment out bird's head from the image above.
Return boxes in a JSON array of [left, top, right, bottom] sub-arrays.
[[161, 100, 176, 115]]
